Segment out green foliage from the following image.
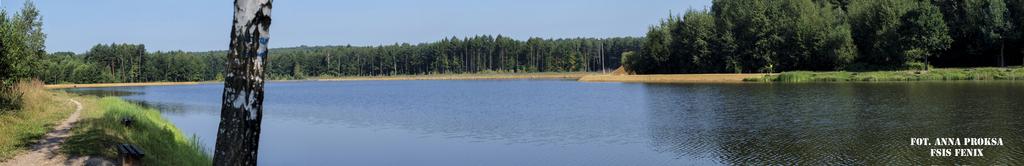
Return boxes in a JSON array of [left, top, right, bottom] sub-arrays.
[[849, 0, 915, 68], [897, 1, 952, 68], [624, 0, 1022, 74], [904, 61, 933, 71], [620, 51, 640, 74], [966, 0, 1011, 45], [1, 1, 46, 111], [35, 36, 641, 84], [292, 62, 305, 79], [933, 0, 1019, 66], [638, 22, 672, 74], [676, 10, 717, 73], [83, 43, 147, 82], [626, 0, 860, 74], [1, 1, 46, 86], [259, 36, 640, 79]]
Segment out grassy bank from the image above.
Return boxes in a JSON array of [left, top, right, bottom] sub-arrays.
[[63, 97, 210, 166], [0, 81, 77, 160], [748, 67, 1024, 82]]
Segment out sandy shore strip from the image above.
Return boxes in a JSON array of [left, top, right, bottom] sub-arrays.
[[578, 73, 770, 83], [44, 82, 207, 89], [315, 72, 592, 81]]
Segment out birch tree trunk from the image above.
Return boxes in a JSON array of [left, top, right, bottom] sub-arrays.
[[214, 0, 272, 165]]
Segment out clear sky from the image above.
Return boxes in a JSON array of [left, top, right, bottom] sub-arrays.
[[1, 0, 711, 53]]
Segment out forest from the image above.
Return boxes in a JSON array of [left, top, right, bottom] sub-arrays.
[[624, 0, 1024, 74], [32, 36, 641, 84], [4, 0, 1024, 86]]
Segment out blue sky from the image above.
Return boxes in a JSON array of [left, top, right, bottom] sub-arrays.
[[1, 0, 711, 53]]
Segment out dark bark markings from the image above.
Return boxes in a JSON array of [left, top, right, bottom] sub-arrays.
[[214, 0, 272, 165]]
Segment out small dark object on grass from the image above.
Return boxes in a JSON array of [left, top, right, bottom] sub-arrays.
[[117, 144, 145, 166], [121, 116, 135, 127]]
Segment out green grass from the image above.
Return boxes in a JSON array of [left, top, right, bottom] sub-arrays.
[[63, 97, 211, 166], [0, 81, 75, 161], [751, 67, 1024, 82]]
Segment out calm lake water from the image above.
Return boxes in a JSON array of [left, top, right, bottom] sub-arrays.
[[68, 80, 1024, 165]]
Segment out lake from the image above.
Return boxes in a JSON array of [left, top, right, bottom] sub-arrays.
[[67, 80, 1024, 165]]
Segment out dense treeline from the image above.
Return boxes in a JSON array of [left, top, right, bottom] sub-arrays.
[[263, 36, 641, 79], [37, 36, 642, 84], [40, 46, 219, 84], [625, 0, 1024, 74]]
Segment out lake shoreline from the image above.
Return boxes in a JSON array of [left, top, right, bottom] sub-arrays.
[[44, 67, 1024, 89], [44, 82, 210, 89], [313, 72, 592, 81], [752, 67, 1024, 82], [43, 72, 593, 89], [578, 73, 769, 83]]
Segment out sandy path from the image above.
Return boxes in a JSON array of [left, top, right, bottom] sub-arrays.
[[0, 99, 113, 166]]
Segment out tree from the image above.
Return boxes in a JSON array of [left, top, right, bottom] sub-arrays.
[[676, 10, 717, 73], [1, 1, 46, 111], [620, 51, 641, 74], [1, 1, 46, 86], [966, 0, 1012, 66], [1012, 0, 1024, 65], [214, 0, 272, 165], [639, 23, 671, 74], [849, 0, 915, 69], [898, 2, 952, 70]]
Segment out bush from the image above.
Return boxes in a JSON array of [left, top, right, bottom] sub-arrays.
[[905, 62, 932, 70], [0, 87, 21, 112], [774, 71, 815, 82]]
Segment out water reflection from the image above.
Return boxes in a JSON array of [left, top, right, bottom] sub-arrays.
[[644, 82, 1024, 165], [65, 87, 211, 115]]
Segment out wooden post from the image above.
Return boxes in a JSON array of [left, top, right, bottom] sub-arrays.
[[214, 0, 272, 165]]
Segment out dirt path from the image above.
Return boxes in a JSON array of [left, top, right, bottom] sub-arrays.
[[0, 99, 113, 166]]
